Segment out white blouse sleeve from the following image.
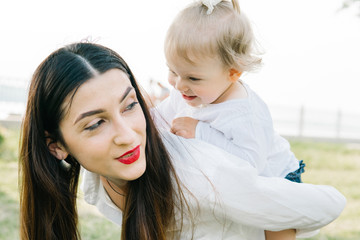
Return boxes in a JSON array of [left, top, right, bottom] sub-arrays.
[[162, 132, 346, 233]]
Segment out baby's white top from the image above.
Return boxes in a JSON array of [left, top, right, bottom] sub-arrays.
[[154, 83, 299, 177]]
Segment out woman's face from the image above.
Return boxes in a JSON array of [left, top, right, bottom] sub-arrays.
[[59, 69, 147, 184]]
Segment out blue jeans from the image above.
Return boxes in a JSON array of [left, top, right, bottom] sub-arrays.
[[285, 160, 305, 183]]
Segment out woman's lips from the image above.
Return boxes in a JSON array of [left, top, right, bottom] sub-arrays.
[[116, 145, 140, 164], [182, 94, 196, 101]]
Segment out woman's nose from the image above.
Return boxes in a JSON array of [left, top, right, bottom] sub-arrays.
[[112, 118, 136, 146]]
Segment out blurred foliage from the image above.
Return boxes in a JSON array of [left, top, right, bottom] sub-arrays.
[[343, 0, 360, 8], [342, 0, 360, 15], [0, 126, 19, 162], [0, 131, 4, 146]]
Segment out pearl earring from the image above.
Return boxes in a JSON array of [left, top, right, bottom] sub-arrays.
[[59, 159, 72, 172]]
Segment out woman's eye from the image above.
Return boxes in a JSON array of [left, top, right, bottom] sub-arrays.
[[85, 119, 104, 131], [124, 101, 139, 112]]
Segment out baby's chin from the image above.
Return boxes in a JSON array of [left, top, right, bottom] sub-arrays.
[[183, 95, 212, 107], [186, 101, 205, 108]]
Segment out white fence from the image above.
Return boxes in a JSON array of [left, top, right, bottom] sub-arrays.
[[270, 105, 360, 143], [0, 76, 27, 122]]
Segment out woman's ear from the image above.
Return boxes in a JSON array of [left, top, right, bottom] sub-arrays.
[[228, 69, 242, 82], [45, 132, 69, 160]]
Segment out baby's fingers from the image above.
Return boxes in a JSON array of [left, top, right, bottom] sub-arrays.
[[174, 129, 189, 138]]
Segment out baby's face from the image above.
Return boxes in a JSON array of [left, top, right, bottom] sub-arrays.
[[167, 55, 234, 106]]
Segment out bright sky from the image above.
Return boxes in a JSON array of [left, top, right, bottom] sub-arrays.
[[1, 0, 359, 113]]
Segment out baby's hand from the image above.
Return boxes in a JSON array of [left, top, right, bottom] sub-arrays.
[[171, 117, 199, 139]]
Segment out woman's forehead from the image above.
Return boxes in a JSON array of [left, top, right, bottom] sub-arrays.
[[61, 69, 132, 122]]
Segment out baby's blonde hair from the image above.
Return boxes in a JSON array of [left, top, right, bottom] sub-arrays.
[[165, 0, 262, 72]]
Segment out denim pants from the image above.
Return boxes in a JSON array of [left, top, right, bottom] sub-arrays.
[[285, 160, 305, 183]]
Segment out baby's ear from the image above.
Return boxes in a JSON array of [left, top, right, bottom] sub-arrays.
[[45, 131, 68, 160], [228, 69, 242, 82]]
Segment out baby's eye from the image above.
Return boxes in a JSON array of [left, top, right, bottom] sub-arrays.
[[189, 77, 201, 81], [124, 101, 139, 112], [85, 119, 104, 131], [169, 70, 177, 76]]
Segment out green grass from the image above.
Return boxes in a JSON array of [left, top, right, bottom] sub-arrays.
[[0, 128, 21, 240], [292, 141, 360, 240], [1, 126, 359, 239], [0, 161, 20, 240]]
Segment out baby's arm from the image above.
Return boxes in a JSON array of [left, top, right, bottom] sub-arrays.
[[265, 230, 296, 240]]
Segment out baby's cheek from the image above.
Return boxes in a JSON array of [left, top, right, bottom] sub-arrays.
[[196, 91, 212, 102], [168, 76, 175, 87]]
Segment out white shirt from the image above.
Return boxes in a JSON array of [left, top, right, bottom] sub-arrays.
[[81, 131, 346, 239], [154, 83, 299, 177]]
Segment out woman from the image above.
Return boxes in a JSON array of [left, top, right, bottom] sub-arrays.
[[19, 42, 345, 240]]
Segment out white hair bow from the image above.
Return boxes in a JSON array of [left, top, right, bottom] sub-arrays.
[[201, 0, 222, 14]]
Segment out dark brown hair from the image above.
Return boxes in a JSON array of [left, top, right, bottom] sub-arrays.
[[19, 42, 187, 240]]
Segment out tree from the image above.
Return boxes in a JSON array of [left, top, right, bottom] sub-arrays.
[[342, 0, 360, 15]]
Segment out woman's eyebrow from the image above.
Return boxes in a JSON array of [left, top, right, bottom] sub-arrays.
[[74, 86, 134, 125], [120, 86, 133, 102], [74, 109, 104, 125]]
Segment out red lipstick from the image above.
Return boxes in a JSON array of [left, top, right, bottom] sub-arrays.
[[116, 145, 140, 164], [182, 94, 196, 101]]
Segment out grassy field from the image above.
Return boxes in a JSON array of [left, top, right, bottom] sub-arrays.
[[0, 126, 359, 239]]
